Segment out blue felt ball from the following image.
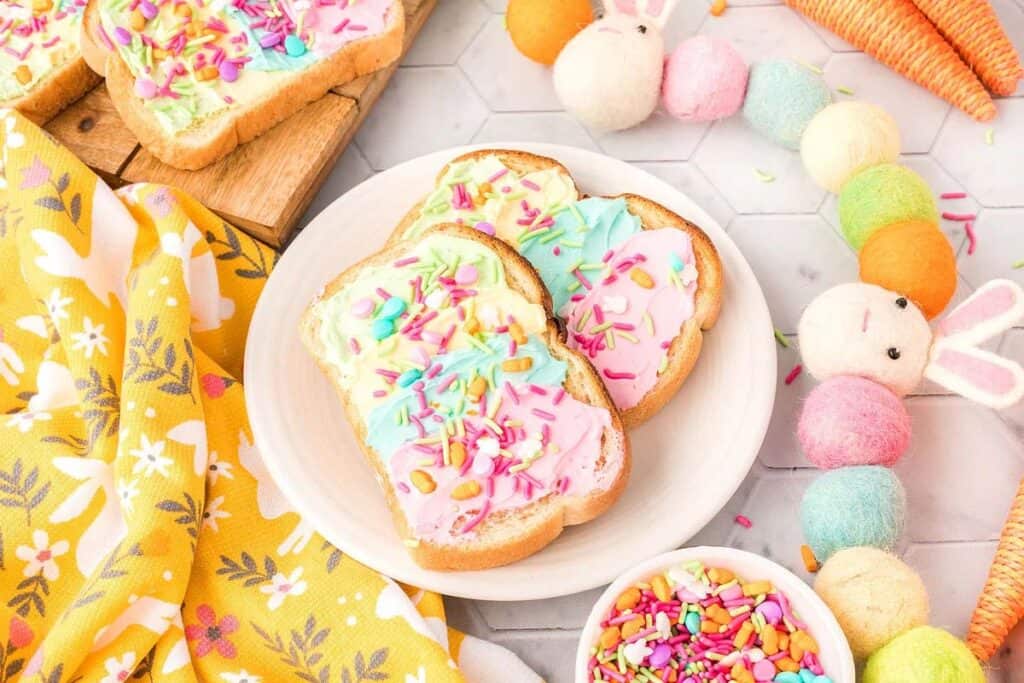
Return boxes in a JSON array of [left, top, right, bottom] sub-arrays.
[[801, 466, 905, 562], [742, 60, 831, 150]]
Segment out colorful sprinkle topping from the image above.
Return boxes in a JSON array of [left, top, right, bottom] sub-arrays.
[[313, 233, 619, 545], [588, 562, 834, 683], [1, 0, 86, 100], [97, 0, 393, 132]]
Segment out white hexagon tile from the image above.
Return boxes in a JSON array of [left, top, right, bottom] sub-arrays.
[[300, 1, 1024, 680]]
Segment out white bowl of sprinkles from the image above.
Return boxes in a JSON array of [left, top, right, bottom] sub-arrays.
[[575, 547, 856, 683]]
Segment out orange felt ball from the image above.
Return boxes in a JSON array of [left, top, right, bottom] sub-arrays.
[[506, 0, 593, 65], [859, 220, 957, 320]]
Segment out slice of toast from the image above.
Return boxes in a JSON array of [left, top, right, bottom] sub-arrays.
[[1, 2, 100, 124], [389, 150, 724, 428], [81, 0, 404, 170], [300, 224, 630, 571]]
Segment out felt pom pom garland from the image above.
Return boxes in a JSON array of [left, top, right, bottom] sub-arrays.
[[528, 1, 1024, 673]]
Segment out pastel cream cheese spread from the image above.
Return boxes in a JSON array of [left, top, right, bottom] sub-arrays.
[[1, 0, 85, 102], [311, 233, 617, 545], [97, 0, 394, 133], [405, 155, 702, 413]]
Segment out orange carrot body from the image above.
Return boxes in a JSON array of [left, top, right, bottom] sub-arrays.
[[912, 0, 1023, 96], [967, 476, 1024, 661], [785, 0, 997, 121]]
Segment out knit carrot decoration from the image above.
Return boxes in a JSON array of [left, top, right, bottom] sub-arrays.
[[967, 476, 1024, 661], [911, 0, 1023, 96], [785, 0, 998, 121]]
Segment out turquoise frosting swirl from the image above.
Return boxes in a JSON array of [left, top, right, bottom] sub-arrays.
[[366, 334, 567, 458], [520, 197, 641, 316]]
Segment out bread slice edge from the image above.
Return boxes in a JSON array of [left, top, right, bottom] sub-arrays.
[[299, 223, 630, 571]]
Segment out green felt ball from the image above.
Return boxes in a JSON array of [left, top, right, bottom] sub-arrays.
[[742, 60, 831, 149], [801, 466, 905, 562], [863, 627, 985, 683], [838, 164, 939, 250]]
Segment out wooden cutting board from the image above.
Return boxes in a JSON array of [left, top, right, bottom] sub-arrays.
[[44, 0, 436, 248]]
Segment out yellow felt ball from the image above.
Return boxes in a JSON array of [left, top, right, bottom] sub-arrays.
[[859, 220, 957, 320], [801, 101, 901, 193], [506, 0, 593, 66], [863, 627, 985, 683], [814, 547, 929, 660]]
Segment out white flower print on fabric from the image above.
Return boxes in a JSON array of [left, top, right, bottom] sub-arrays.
[[99, 652, 136, 683], [70, 316, 110, 358], [6, 410, 51, 433], [5, 114, 25, 149], [202, 495, 230, 532], [0, 340, 24, 385], [259, 567, 307, 611], [206, 451, 233, 485], [117, 479, 140, 514], [129, 434, 172, 478], [15, 529, 69, 581], [45, 288, 72, 322], [221, 671, 262, 683]]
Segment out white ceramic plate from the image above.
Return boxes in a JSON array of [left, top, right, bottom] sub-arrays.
[[244, 143, 776, 601]]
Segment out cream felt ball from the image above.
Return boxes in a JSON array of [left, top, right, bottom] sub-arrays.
[[801, 466, 906, 562], [662, 36, 748, 122], [798, 376, 911, 469], [863, 627, 986, 683], [741, 60, 831, 149], [801, 101, 901, 193], [797, 282, 932, 397], [553, 14, 664, 131], [838, 164, 940, 250], [814, 548, 929, 660]]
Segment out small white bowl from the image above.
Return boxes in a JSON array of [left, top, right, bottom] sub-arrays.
[[574, 546, 856, 683]]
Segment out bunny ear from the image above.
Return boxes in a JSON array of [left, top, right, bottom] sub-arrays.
[[935, 279, 1024, 347], [606, 0, 638, 16], [639, 0, 679, 27], [925, 343, 1024, 409]]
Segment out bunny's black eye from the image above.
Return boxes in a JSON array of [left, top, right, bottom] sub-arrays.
[[637, 24, 647, 33], [887, 347, 901, 360], [895, 297, 908, 309]]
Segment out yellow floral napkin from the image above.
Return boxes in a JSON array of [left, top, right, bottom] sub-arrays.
[[0, 110, 541, 683]]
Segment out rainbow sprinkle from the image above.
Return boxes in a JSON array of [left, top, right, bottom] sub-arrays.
[[588, 562, 833, 683]]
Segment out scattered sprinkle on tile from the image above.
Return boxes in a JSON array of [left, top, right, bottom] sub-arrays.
[[799, 61, 824, 75], [986, 128, 995, 145], [965, 221, 978, 255], [735, 514, 753, 529], [837, 86, 855, 96], [942, 211, 976, 222], [1013, 259, 1024, 270], [754, 168, 775, 183], [940, 191, 968, 200], [801, 544, 819, 573], [784, 363, 802, 385], [710, 0, 727, 16], [774, 328, 790, 348]]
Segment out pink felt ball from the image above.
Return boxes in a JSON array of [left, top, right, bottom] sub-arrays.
[[662, 35, 748, 122], [798, 375, 911, 469]]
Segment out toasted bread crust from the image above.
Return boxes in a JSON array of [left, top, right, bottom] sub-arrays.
[[83, 0, 404, 170], [3, 56, 101, 125], [300, 223, 630, 571], [388, 150, 725, 429]]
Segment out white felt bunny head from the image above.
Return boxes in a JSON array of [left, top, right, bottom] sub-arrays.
[[553, 0, 679, 131], [799, 280, 1024, 408]]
